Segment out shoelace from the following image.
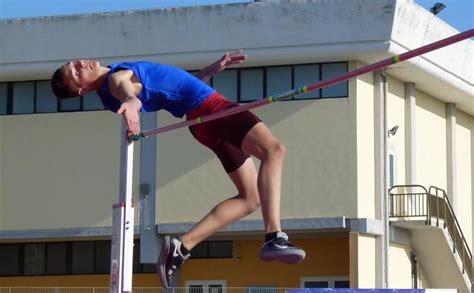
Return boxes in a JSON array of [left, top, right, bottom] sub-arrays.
[[271, 236, 295, 247]]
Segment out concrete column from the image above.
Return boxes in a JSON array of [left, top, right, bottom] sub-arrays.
[[404, 83, 417, 185], [446, 103, 457, 211], [374, 70, 388, 288]]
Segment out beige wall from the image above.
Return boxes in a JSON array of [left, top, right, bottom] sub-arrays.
[[389, 243, 412, 288], [386, 76, 407, 187], [456, 110, 473, 249], [357, 234, 376, 288], [0, 116, 4, 228], [354, 62, 375, 219], [0, 111, 142, 230], [416, 91, 448, 189], [156, 95, 359, 223]]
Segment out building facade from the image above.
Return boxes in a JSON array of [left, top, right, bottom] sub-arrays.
[[0, 0, 472, 290]]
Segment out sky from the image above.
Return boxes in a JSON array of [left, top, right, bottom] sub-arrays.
[[0, 0, 472, 32]]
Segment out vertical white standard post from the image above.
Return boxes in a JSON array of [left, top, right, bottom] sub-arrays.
[[110, 121, 135, 293]]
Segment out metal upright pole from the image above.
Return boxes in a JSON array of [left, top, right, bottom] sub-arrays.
[[110, 120, 135, 293]]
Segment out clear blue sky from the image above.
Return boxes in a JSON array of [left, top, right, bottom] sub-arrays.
[[0, 0, 472, 32]]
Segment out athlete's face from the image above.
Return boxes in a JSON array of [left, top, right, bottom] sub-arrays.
[[61, 60, 102, 96]]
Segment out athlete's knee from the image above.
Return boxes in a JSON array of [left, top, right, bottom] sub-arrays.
[[238, 192, 260, 213], [263, 141, 286, 161]]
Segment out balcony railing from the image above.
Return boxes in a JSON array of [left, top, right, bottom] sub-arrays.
[[0, 288, 291, 293], [388, 185, 472, 283]]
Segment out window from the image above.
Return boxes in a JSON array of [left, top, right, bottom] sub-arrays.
[[267, 66, 292, 97], [95, 241, 111, 274], [0, 244, 20, 276], [0, 83, 7, 115], [13, 82, 34, 114], [240, 69, 264, 102], [36, 81, 57, 113], [301, 276, 350, 288], [190, 241, 233, 259], [83, 91, 105, 111], [388, 151, 396, 188], [212, 70, 238, 102], [186, 280, 226, 293], [24, 243, 45, 275], [46, 243, 67, 275], [294, 65, 320, 100], [72, 242, 94, 274], [0, 61, 348, 116], [321, 63, 348, 98]]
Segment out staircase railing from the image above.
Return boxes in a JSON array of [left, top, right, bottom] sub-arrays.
[[388, 184, 472, 282]]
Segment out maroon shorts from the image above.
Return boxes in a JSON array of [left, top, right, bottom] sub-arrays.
[[187, 92, 261, 173]]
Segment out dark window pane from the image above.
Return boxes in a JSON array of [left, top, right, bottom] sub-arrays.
[[133, 240, 141, 273], [189, 285, 203, 293], [60, 97, 81, 112], [304, 281, 329, 288], [213, 70, 237, 102], [240, 69, 263, 102], [321, 63, 348, 97], [83, 92, 104, 111], [0, 83, 7, 115], [13, 82, 34, 114], [72, 242, 94, 274], [46, 243, 66, 275], [294, 65, 320, 99], [36, 81, 57, 113], [142, 263, 156, 273], [267, 66, 291, 97], [334, 280, 350, 288], [209, 285, 223, 293], [189, 242, 208, 258], [95, 241, 111, 274], [0, 245, 20, 275], [24, 244, 45, 275], [208, 241, 232, 258]]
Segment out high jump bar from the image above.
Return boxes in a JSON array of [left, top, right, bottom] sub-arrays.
[[130, 29, 474, 141]]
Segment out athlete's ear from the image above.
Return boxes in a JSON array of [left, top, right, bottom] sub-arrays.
[[77, 86, 89, 96]]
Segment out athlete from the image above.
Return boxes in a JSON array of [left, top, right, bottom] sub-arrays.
[[51, 51, 305, 287]]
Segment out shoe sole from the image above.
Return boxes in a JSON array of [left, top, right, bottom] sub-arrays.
[[259, 250, 306, 264], [156, 236, 171, 288]]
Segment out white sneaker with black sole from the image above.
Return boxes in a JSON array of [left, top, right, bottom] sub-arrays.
[[259, 231, 305, 264]]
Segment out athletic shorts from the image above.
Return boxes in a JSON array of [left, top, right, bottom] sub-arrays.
[[186, 92, 261, 173]]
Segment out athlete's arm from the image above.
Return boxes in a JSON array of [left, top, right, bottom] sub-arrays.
[[194, 50, 246, 82], [108, 70, 143, 135]]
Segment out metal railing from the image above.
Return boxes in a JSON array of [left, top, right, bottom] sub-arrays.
[[0, 288, 291, 293], [388, 184, 472, 282]]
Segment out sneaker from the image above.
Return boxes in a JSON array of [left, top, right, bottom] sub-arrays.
[[259, 231, 305, 264], [156, 235, 190, 288]]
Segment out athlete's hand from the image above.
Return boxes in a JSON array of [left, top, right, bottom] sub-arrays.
[[219, 50, 247, 71], [117, 102, 141, 135]]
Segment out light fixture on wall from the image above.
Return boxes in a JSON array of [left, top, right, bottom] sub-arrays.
[[388, 125, 399, 137], [430, 3, 446, 15]]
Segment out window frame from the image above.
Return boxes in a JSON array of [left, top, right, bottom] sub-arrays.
[[300, 276, 350, 288]]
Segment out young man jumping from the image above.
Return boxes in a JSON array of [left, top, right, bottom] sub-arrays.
[[51, 51, 305, 287]]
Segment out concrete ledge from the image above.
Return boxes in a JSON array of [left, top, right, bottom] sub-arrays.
[[0, 217, 386, 241]]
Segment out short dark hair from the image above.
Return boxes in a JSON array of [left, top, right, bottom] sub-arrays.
[[51, 67, 79, 99]]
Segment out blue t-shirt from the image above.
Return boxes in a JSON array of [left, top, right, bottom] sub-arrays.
[[97, 61, 215, 118]]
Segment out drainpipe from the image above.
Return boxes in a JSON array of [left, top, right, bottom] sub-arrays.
[[446, 103, 457, 211]]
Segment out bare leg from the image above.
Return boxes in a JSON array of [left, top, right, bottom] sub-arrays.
[[240, 122, 285, 234], [182, 158, 260, 250]]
